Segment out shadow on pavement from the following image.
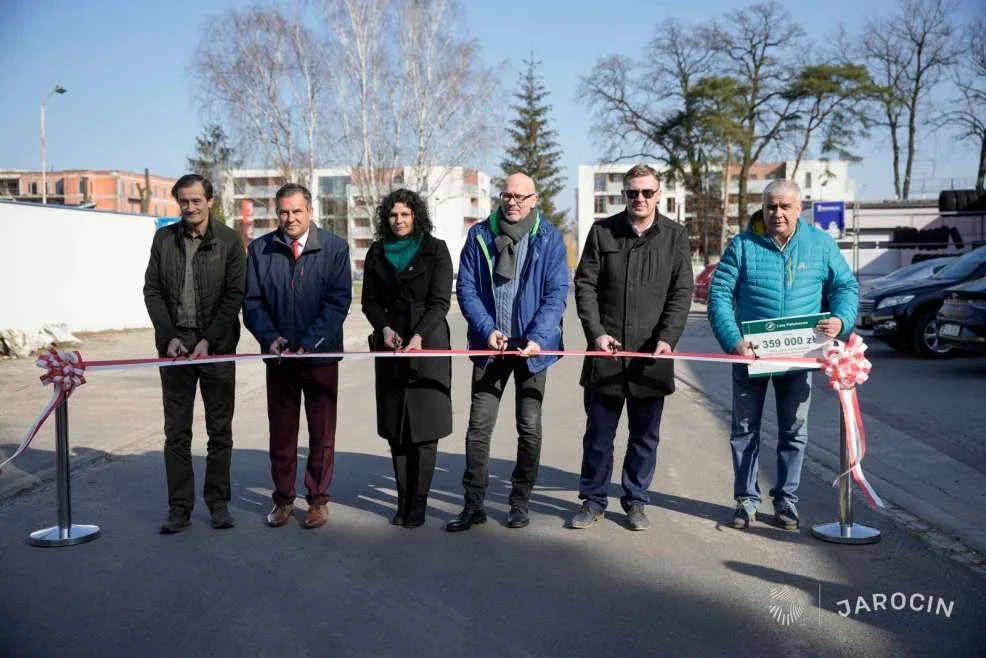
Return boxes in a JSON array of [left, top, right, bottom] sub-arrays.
[[1, 444, 984, 657]]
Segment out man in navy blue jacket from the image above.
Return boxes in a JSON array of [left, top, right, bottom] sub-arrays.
[[446, 172, 569, 532], [243, 183, 352, 530]]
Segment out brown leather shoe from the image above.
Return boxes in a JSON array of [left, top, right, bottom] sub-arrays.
[[303, 504, 328, 529], [266, 504, 294, 528]]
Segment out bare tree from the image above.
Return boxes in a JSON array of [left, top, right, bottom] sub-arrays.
[[580, 19, 716, 168], [398, 0, 500, 201], [193, 6, 325, 185], [193, 0, 500, 231], [940, 18, 986, 194], [580, 19, 725, 248], [708, 0, 806, 223], [862, 0, 960, 199], [316, 0, 500, 207], [317, 0, 397, 206]]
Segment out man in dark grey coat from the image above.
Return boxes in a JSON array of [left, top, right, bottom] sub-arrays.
[[569, 164, 693, 531], [144, 174, 246, 534]]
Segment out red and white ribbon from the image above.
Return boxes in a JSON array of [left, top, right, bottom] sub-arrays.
[[1, 347, 822, 471], [821, 334, 883, 509], [0, 350, 87, 473]]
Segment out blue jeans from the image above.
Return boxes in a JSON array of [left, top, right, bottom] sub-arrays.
[[578, 389, 665, 512], [730, 365, 812, 506]]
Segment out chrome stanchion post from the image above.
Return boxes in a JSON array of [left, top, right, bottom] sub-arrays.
[[811, 413, 880, 544], [29, 398, 100, 547]]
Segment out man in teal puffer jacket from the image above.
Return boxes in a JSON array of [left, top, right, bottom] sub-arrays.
[[707, 179, 858, 530]]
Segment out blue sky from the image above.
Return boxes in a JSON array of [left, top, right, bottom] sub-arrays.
[[1, 0, 982, 211]]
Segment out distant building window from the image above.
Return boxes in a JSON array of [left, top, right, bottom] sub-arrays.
[[667, 197, 676, 214], [30, 182, 38, 195], [608, 174, 621, 183], [594, 174, 606, 192], [805, 172, 812, 188], [750, 175, 758, 181], [319, 175, 351, 197], [354, 238, 372, 249], [594, 197, 605, 213]]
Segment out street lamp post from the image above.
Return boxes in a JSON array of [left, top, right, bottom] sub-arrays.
[[40, 84, 67, 205]]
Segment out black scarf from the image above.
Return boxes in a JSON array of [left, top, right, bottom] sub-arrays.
[[494, 210, 536, 280]]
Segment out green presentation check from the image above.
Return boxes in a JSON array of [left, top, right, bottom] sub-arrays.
[[741, 312, 831, 377]]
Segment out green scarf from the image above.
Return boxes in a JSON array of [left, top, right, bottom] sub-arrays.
[[382, 235, 422, 273]]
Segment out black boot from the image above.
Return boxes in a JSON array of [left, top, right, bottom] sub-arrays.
[[391, 492, 406, 526], [403, 496, 427, 528]]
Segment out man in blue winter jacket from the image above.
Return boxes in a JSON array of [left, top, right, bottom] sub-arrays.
[[707, 179, 858, 530], [446, 172, 569, 532], [243, 182, 352, 531]]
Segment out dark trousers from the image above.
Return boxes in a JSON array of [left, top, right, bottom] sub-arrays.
[[462, 358, 547, 510], [390, 438, 438, 502], [160, 361, 235, 513], [266, 360, 338, 506], [578, 388, 665, 512]]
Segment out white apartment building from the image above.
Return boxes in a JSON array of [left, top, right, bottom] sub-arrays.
[[576, 160, 856, 257], [222, 166, 491, 274], [576, 163, 691, 258]]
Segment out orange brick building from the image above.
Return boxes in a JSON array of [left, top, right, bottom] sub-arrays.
[[0, 169, 180, 216]]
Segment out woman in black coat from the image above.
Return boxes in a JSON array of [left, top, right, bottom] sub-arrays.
[[361, 188, 454, 528]]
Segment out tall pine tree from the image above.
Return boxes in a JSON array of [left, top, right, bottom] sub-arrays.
[[500, 55, 566, 228], [186, 123, 240, 224]]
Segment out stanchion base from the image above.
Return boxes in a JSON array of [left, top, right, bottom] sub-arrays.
[[29, 524, 100, 547], [811, 521, 880, 545]]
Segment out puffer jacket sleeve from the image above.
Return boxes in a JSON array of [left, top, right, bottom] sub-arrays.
[[707, 235, 744, 353], [823, 238, 859, 340]]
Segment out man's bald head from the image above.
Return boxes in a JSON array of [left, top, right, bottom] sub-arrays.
[[501, 172, 538, 223]]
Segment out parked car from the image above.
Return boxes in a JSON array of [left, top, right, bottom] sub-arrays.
[[693, 263, 717, 303], [855, 246, 986, 356], [937, 276, 986, 354], [859, 256, 956, 295]]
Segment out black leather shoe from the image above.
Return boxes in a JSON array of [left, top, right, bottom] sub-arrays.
[[160, 507, 190, 534], [445, 508, 487, 532], [209, 506, 236, 530], [507, 506, 530, 529]]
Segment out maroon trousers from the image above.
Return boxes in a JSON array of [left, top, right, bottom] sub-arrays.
[[265, 360, 339, 506]]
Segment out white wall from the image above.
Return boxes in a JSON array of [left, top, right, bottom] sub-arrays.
[[0, 201, 157, 332]]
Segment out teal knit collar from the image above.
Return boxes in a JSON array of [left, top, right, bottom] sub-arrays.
[[382, 234, 422, 272]]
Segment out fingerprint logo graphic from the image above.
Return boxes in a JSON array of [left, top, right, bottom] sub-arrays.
[[768, 586, 807, 626]]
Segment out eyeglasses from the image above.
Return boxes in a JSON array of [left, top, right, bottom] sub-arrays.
[[623, 189, 659, 200], [500, 192, 536, 204]]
